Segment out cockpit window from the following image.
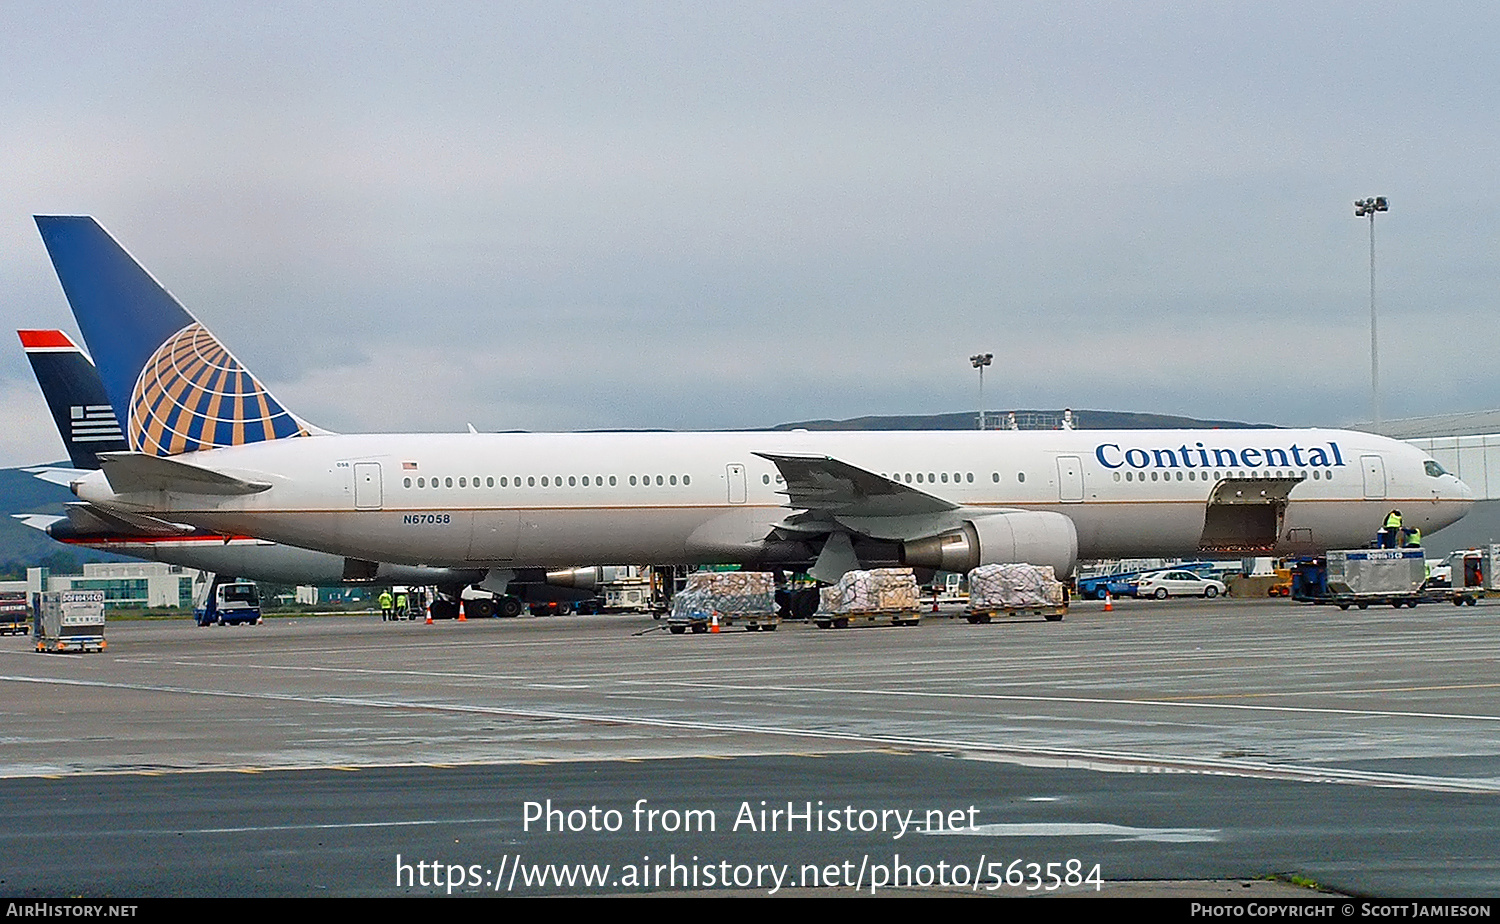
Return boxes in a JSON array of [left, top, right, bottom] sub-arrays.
[[1425, 461, 1449, 478]]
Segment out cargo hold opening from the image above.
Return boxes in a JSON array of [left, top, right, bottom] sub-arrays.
[[1198, 477, 1304, 553]]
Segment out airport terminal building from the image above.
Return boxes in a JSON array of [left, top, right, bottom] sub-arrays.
[[0, 562, 202, 610]]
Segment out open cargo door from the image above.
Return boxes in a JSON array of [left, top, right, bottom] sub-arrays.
[[1199, 476, 1304, 553]]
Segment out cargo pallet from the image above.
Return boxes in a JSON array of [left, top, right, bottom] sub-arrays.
[[964, 604, 1067, 623], [813, 609, 921, 629], [667, 613, 780, 634]]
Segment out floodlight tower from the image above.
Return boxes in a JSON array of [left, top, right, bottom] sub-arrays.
[[970, 352, 993, 430], [1354, 196, 1389, 428]]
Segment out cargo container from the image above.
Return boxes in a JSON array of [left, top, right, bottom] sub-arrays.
[[35, 590, 105, 652], [1292, 549, 1439, 609]]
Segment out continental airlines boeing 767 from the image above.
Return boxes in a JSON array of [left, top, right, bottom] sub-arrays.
[[35, 216, 1473, 592]]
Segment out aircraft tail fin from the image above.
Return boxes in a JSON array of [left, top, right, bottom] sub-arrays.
[[34, 216, 318, 457], [18, 329, 128, 470]]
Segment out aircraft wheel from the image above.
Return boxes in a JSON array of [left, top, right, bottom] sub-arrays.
[[498, 596, 524, 618]]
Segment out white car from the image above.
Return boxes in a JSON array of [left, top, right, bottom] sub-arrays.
[[1135, 570, 1226, 599]]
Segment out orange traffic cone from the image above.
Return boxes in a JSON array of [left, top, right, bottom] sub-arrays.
[[1104, 590, 1113, 613], [710, 613, 720, 634], [425, 607, 433, 625], [458, 603, 466, 622]]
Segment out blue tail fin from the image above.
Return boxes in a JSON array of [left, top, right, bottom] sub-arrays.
[[18, 329, 127, 470], [34, 216, 314, 457]]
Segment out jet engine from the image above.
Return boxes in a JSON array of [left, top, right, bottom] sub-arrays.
[[900, 510, 1079, 577]]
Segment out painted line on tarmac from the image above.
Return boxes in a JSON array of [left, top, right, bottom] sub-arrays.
[[930, 822, 1219, 842], [1, 672, 1497, 794], [635, 678, 1500, 723], [4, 817, 508, 839]]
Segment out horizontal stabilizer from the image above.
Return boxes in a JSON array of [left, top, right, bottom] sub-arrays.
[[64, 502, 195, 537], [99, 452, 272, 496], [23, 466, 88, 487], [754, 452, 958, 518], [12, 513, 65, 533]]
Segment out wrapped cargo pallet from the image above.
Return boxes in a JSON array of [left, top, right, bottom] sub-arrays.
[[829, 569, 920, 613], [667, 571, 779, 633], [815, 569, 922, 628], [967, 563, 1066, 609]]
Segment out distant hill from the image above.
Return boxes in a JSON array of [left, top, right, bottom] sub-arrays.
[[0, 463, 126, 576], [770, 409, 1272, 431]]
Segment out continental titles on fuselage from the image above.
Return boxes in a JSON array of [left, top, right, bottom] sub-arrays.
[[1094, 441, 1347, 470]]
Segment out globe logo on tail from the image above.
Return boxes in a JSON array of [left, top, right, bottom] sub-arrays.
[[128, 323, 308, 456]]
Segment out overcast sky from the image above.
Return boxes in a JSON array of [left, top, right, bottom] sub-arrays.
[[0, 2, 1496, 467]]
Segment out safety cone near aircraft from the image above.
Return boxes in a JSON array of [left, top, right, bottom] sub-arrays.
[[1104, 590, 1113, 613]]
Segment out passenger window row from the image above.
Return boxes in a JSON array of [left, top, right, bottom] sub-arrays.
[[1112, 469, 1334, 483], [401, 474, 691, 489]]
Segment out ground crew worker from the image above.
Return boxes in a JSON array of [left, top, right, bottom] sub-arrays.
[[1381, 509, 1403, 548], [1402, 526, 1422, 548], [395, 592, 408, 620], [378, 589, 394, 621]]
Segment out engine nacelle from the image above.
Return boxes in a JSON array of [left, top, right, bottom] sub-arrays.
[[544, 565, 641, 591], [901, 510, 1079, 577]]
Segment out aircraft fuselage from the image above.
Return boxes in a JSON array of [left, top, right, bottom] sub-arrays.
[[72, 427, 1473, 573]]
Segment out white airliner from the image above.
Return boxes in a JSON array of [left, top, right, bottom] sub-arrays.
[[36, 216, 1474, 590]]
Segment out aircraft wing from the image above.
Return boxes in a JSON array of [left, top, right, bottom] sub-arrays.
[[98, 452, 272, 496], [753, 452, 959, 518]]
